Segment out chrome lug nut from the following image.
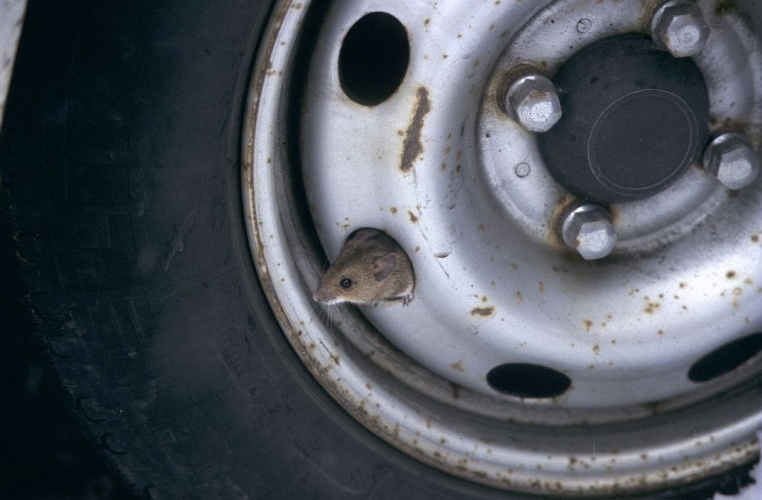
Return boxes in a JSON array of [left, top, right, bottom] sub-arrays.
[[650, 0, 710, 58], [703, 132, 760, 190], [503, 73, 562, 133], [561, 204, 618, 260]]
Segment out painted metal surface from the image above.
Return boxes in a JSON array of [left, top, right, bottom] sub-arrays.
[[0, 0, 26, 129], [243, 0, 762, 495]]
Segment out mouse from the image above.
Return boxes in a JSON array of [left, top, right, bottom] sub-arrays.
[[313, 228, 415, 307]]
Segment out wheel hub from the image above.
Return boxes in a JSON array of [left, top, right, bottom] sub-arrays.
[[540, 34, 709, 202]]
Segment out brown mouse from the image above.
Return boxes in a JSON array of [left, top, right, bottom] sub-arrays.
[[313, 228, 415, 307]]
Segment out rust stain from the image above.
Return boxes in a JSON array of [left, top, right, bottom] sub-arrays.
[[451, 360, 465, 372], [584, 319, 593, 332], [601, 313, 612, 328], [408, 210, 419, 223], [644, 295, 661, 312], [727, 270, 737, 279], [390, 207, 398, 214], [451, 383, 460, 399], [548, 195, 579, 248], [399, 87, 432, 173], [470, 306, 495, 317]]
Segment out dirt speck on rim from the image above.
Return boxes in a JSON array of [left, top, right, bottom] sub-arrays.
[[471, 306, 495, 317]]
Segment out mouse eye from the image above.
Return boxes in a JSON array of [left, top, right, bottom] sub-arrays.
[[340, 278, 353, 289]]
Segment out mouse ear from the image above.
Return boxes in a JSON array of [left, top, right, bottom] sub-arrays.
[[372, 253, 397, 282], [349, 227, 381, 244]]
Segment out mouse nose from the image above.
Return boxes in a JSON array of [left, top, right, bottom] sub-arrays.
[[312, 289, 333, 304]]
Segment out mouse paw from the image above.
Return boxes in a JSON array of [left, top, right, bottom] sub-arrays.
[[401, 293, 413, 306]]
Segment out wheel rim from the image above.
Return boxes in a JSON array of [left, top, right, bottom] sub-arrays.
[[243, 0, 762, 495]]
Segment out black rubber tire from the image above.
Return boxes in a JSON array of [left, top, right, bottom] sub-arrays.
[[0, 1, 756, 499]]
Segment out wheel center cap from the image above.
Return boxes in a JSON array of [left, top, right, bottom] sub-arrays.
[[539, 34, 710, 203]]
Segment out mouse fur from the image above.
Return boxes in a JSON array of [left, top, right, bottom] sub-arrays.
[[313, 228, 415, 307]]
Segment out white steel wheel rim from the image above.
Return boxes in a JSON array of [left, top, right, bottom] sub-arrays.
[[243, 0, 762, 496]]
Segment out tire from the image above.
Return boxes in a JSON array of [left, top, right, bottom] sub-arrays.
[[1, 0, 758, 499]]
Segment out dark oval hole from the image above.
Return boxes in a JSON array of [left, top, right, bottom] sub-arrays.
[[688, 333, 762, 383], [486, 363, 571, 398], [338, 12, 410, 106]]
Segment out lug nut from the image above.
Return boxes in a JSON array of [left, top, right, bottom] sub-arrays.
[[561, 204, 618, 260], [703, 132, 760, 190], [650, 0, 710, 58], [503, 73, 562, 133]]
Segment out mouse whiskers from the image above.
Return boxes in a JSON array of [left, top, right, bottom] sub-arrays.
[[315, 301, 340, 332], [326, 303, 341, 331]]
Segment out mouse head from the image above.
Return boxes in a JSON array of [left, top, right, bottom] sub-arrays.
[[313, 229, 399, 306]]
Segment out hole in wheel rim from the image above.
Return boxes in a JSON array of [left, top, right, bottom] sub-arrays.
[[338, 12, 410, 106], [487, 363, 572, 398], [688, 333, 762, 383]]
